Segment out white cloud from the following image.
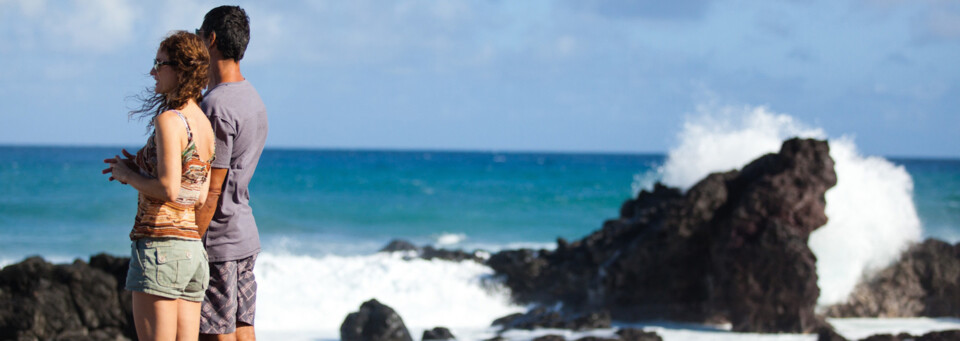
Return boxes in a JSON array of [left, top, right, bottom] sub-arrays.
[[150, 0, 211, 37], [236, 4, 287, 64], [3, 0, 138, 54]]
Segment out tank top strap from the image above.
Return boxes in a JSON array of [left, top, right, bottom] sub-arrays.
[[172, 110, 193, 142]]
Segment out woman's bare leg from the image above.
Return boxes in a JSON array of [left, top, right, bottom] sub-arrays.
[[133, 292, 179, 341], [177, 299, 202, 341]]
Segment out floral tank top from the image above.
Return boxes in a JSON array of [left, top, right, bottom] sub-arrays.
[[129, 110, 214, 241]]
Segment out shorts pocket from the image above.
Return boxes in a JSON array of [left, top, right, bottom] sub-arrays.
[[155, 246, 194, 288]]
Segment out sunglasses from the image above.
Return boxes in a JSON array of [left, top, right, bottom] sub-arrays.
[[153, 59, 176, 72]]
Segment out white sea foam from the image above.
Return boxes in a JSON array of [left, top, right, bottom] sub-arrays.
[[810, 138, 922, 304], [254, 251, 525, 336], [435, 232, 468, 246], [659, 104, 826, 189], [644, 103, 922, 306], [257, 317, 960, 341]]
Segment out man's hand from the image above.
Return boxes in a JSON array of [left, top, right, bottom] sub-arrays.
[[196, 168, 228, 238]]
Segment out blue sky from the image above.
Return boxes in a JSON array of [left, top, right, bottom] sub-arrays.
[[0, 0, 957, 157]]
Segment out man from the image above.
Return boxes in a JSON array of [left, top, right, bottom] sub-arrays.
[[195, 6, 268, 341]]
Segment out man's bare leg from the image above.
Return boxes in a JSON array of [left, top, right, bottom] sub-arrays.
[[199, 332, 233, 341], [236, 323, 255, 341], [198, 323, 253, 341]]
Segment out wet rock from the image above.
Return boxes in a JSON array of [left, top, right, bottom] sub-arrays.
[[574, 337, 619, 341], [380, 239, 420, 253], [488, 138, 838, 333], [341, 299, 413, 341], [915, 330, 960, 341], [422, 326, 456, 340], [532, 335, 566, 341], [492, 307, 610, 331], [379, 239, 485, 263], [0, 256, 134, 340], [859, 333, 911, 341], [485, 249, 552, 302], [615, 328, 663, 341], [826, 239, 960, 318], [857, 330, 960, 341], [817, 325, 849, 341]]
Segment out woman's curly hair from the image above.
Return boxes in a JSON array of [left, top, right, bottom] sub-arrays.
[[131, 31, 210, 130]]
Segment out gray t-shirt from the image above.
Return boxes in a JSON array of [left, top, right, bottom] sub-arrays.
[[201, 80, 268, 262]]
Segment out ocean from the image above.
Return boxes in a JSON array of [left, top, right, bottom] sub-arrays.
[[1, 109, 958, 340]]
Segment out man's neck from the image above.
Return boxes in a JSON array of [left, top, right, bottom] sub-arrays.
[[209, 58, 244, 88]]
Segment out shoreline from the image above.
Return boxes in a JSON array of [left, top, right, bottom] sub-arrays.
[[3, 253, 960, 341]]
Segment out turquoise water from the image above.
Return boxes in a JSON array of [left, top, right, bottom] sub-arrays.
[[901, 158, 960, 242], [0, 146, 956, 262], [0, 146, 659, 260]]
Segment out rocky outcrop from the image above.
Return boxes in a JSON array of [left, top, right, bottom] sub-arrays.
[[380, 239, 487, 262], [825, 239, 960, 318], [422, 327, 456, 340], [817, 325, 849, 341], [532, 336, 566, 341], [487, 138, 837, 333], [615, 329, 663, 341], [513, 329, 663, 341], [0, 254, 135, 340], [856, 330, 960, 341], [491, 307, 611, 331], [340, 299, 413, 341]]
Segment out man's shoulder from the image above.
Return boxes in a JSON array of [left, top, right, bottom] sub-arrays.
[[210, 80, 259, 94], [205, 81, 249, 103], [202, 81, 265, 118]]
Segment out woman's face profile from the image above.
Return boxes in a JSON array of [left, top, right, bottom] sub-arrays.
[[151, 49, 177, 95]]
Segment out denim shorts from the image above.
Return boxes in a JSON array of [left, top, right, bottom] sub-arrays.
[[126, 238, 209, 302]]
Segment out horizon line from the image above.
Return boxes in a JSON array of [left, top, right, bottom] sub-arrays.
[[1, 142, 956, 161], [0, 142, 666, 157]]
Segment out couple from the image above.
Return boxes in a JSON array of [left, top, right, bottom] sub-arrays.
[[103, 6, 266, 341]]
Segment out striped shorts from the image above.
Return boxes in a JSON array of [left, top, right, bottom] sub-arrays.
[[199, 253, 258, 334]]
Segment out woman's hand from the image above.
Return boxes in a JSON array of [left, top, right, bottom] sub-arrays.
[[102, 149, 138, 184]]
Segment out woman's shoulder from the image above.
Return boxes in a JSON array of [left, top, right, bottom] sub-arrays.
[[153, 110, 186, 132]]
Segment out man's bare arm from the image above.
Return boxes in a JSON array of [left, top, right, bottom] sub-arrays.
[[196, 168, 228, 238]]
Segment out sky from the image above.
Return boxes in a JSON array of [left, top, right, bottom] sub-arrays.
[[0, 0, 957, 157]]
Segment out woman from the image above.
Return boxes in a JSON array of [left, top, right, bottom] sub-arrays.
[[103, 31, 215, 341]]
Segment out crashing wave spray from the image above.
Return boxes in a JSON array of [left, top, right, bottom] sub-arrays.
[[254, 252, 523, 338], [645, 103, 922, 305]]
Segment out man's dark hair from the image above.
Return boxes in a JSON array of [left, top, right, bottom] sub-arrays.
[[199, 6, 250, 61]]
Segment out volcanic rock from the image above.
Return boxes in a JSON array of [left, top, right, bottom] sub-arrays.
[[379, 239, 485, 262], [380, 239, 420, 253], [341, 299, 413, 341], [857, 330, 960, 341], [0, 255, 134, 340], [532, 335, 566, 341], [422, 326, 456, 340], [491, 307, 611, 331], [825, 239, 960, 318], [487, 138, 838, 333], [574, 337, 619, 341], [616, 328, 663, 341]]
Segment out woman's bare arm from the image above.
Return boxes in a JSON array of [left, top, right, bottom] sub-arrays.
[[109, 111, 184, 202]]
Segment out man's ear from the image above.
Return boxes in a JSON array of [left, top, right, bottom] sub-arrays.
[[207, 31, 217, 50]]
